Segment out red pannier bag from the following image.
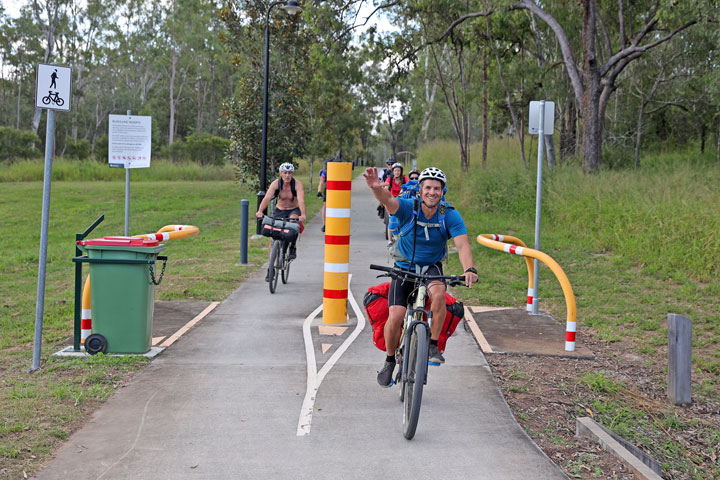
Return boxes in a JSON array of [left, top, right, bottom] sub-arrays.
[[362, 282, 464, 353]]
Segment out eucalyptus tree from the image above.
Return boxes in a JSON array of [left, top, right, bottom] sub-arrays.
[[511, 0, 714, 172], [220, 0, 312, 186]]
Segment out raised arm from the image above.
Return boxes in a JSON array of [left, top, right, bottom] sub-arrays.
[[363, 168, 399, 214]]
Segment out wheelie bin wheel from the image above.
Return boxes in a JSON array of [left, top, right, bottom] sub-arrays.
[[85, 334, 108, 355]]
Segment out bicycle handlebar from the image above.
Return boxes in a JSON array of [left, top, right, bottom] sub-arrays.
[[263, 215, 299, 223], [369, 264, 466, 287]]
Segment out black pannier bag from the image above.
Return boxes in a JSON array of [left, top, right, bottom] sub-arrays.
[[261, 217, 300, 242]]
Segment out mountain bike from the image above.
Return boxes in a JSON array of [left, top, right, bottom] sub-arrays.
[[369, 264, 465, 440], [262, 216, 300, 294]]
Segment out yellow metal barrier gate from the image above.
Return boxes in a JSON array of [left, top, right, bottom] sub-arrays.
[[476, 234, 577, 352]]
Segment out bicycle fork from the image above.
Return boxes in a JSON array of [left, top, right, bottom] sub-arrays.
[[400, 308, 432, 386]]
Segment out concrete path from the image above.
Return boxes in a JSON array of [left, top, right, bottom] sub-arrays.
[[36, 174, 568, 480]]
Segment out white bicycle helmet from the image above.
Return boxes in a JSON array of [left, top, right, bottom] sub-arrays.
[[391, 162, 403, 170], [279, 162, 295, 172], [418, 167, 446, 186]]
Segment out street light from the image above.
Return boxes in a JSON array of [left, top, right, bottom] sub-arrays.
[[257, 0, 302, 233]]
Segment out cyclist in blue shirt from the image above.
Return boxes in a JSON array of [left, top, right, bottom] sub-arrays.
[[363, 166, 478, 387]]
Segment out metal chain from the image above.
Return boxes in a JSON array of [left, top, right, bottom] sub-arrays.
[[149, 258, 167, 285]]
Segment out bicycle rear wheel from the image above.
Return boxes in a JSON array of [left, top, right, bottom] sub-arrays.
[[281, 243, 291, 284], [268, 240, 281, 294], [402, 323, 428, 440]]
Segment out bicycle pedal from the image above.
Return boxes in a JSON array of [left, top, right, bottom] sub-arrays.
[[428, 361, 440, 366]]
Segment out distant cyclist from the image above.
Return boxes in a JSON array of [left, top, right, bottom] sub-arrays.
[[379, 158, 394, 182], [384, 162, 408, 244], [363, 166, 478, 387], [256, 163, 307, 274], [408, 169, 420, 181]]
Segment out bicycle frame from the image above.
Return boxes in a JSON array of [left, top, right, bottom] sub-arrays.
[[399, 283, 432, 385]]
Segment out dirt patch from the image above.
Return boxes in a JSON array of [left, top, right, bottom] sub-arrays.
[[483, 333, 720, 479]]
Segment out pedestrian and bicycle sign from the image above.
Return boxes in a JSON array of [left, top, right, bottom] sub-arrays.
[[35, 63, 71, 111]]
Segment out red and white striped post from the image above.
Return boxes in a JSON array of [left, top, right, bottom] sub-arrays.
[[323, 162, 352, 324]]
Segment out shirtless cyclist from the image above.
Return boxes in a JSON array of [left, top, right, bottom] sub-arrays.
[[256, 163, 307, 273]]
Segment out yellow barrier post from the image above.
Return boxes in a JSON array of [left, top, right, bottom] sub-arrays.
[[323, 162, 352, 324], [476, 234, 577, 351], [480, 234, 535, 312]]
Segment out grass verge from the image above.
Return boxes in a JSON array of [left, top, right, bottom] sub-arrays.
[[0, 166, 322, 477]]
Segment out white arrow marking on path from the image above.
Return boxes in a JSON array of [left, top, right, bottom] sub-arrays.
[[297, 274, 365, 436]]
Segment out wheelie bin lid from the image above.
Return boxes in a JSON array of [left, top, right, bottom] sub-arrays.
[[77, 236, 160, 247]]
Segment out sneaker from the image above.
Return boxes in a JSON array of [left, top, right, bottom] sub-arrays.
[[288, 245, 297, 260], [377, 361, 396, 388], [428, 344, 445, 365], [386, 240, 393, 247], [265, 270, 270, 282]]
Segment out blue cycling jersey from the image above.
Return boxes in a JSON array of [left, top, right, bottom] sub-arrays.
[[393, 197, 467, 268]]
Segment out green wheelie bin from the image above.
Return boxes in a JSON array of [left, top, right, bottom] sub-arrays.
[[76, 236, 167, 354]]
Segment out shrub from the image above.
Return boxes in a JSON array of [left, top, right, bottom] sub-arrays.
[[64, 138, 91, 160], [0, 127, 41, 161], [94, 135, 109, 162], [185, 132, 230, 166]]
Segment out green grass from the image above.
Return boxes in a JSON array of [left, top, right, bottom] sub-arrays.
[[0, 162, 323, 477]]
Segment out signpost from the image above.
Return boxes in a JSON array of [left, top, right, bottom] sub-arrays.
[[528, 100, 554, 315], [108, 113, 152, 235], [31, 63, 72, 371]]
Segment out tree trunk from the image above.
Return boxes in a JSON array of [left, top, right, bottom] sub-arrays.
[[544, 135, 556, 168], [16, 72, 22, 129], [482, 47, 488, 168], [700, 124, 706, 154], [634, 102, 645, 167], [169, 47, 177, 148], [580, 0, 602, 173]]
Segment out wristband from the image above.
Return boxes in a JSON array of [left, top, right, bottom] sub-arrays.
[[464, 267, 477, 275]]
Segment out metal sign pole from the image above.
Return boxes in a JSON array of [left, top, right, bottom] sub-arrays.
[[531, 100, 546, 315], [124, 110, 131, 236], [30, 109, 55, 371]]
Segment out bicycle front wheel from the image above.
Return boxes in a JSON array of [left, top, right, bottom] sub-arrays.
[[402, 323, 428, 440], [268, 240, 281, 294], [281, 244, 291, 284]]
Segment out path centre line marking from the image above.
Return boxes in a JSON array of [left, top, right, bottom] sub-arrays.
[[297, 274, 365, 436], [158, 302, 220, 348]]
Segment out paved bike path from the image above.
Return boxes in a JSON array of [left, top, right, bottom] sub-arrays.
[[36, 175, 567, 479]]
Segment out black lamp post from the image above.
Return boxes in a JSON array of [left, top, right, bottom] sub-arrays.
[[257, 0, 302, 233]]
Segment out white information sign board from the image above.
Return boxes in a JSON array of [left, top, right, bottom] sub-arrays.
[[108, 115, 152, 168], [35, 63, 72, 111], [528, 101, 555, 135]]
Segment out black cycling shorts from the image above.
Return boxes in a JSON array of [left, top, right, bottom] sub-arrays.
[[274, 207, 301, 219], [388, 262, 444, 307]]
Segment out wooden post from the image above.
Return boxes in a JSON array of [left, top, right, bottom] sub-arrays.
[[667, 314, 692, 406]]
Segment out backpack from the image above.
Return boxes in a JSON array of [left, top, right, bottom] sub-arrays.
[[387, 198, 454, 264], [398, 179, 420, 198], [274, 177, 297, 200], [362, 282, 464, 354]]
